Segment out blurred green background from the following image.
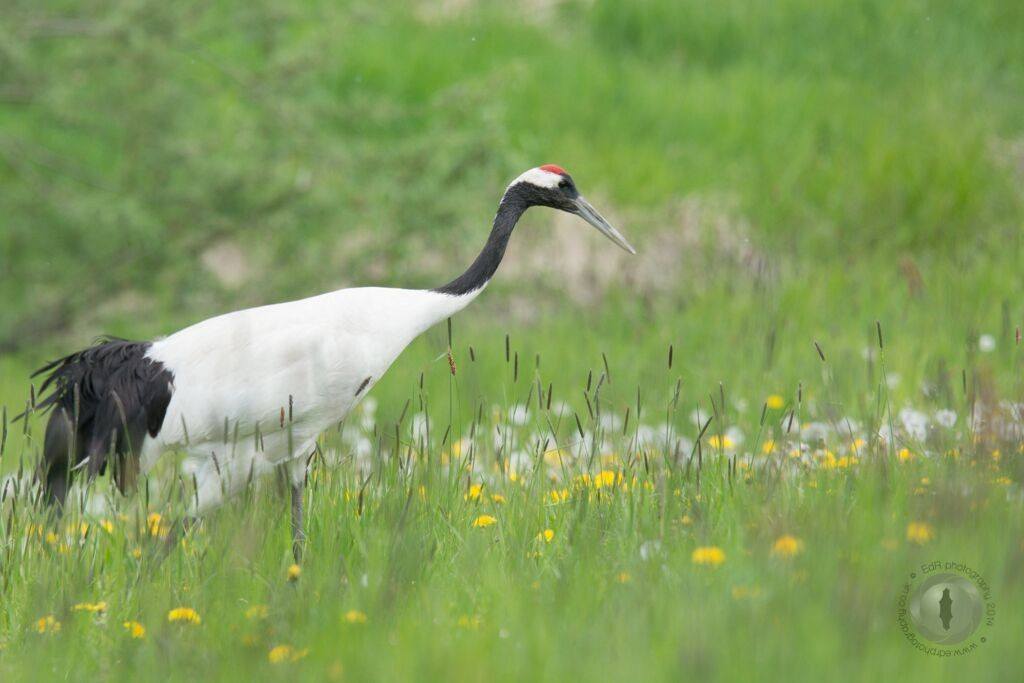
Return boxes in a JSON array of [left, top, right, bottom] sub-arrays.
[[2, 0, 1022, 371]]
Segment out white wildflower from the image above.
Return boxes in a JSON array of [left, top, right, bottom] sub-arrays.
[[899, 408, 929, 441]]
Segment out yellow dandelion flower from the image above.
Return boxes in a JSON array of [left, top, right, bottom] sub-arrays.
[[820, 451, 857, 469], [593, 470, 621, 489], [64, 521, 88, 538], [472, 515, 497, 528], [731, 585, 762, 600], [765, 395, 785, 410], [465, 483, 483, 501], [146, 512, 165, 538], [898, 448, 914, 462], [245, 605, 269, 620], [457, 614, 482, 630], [287, 564, 302, 582], [543, 448, 568, 467], [123, 621, 146, 639], [35, 615, 61, 634], [100, 519, 115, 534], [167, 607, 201, 625], [343, 610, 367, 624], [131, 547, 142, 559], [73, 601, 107, 614], [548, 488, 569, 504], [761, 440, 776, 455], [490, 493, 506, 504], [537, 529, 554, 543], [906, 522, 935, 545], [994, 476, 1013, 486], [45, 531, 59, 545], [680, 514, 693, 526], [991, 449, 1001, 462], [691, 546, 726, 567], [268, 645, 309, 664], [707, 435, 734, 449], [616, 571, 631, 584], [771, 535, 804, 558]]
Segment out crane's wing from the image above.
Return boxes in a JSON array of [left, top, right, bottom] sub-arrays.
[[32, 338, 174, 489]]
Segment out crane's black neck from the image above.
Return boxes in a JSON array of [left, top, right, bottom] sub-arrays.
[[433, 186, 530, 296]]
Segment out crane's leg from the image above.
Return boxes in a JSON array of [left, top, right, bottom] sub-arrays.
[[290, 480, 305, 563], [286, 456, 309, 564], [162, 516, 199, 554], [40, 407, 75, 511]]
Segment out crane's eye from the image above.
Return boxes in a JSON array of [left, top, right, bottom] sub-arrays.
[[558, 179, 570, 190]]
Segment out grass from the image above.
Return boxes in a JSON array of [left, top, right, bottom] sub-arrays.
[[1, 329, 1024, 680], [2, 0, 1024, 679]]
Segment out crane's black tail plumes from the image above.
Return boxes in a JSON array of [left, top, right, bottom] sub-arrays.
[[31, 338, 174, 507], [40, 405, 79, 508]]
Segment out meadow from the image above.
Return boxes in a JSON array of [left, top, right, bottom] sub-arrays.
[[2, 0, 1024, 680]]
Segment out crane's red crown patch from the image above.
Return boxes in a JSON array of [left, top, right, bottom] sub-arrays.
[[539, 164, 567, 176]]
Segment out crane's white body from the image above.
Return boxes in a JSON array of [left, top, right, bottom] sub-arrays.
[[37, 165, 632, 526], [141, 286, 479, 512]]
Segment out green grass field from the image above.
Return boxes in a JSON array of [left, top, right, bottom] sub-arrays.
[[2, 0, 1024, 680], [1, 342, 1023, 680]]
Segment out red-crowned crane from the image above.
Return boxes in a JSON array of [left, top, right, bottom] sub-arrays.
[[32, 165, 635, 559]]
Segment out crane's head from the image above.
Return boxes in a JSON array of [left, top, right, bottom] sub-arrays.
[[506, 165, 636, 254]]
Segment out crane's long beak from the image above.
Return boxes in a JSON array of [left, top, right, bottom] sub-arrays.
[[573, 196, 637, 255]]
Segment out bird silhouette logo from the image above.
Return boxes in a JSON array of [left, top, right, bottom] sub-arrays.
[[939, 587, 954, 630]]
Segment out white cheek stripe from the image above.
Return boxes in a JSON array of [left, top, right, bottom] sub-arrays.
[[508, 167, 562, 191]]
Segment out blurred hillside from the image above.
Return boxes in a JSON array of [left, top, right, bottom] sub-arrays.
[[1, 0, 1023, 351]]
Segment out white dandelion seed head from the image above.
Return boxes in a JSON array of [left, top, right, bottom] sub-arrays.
[[635, 425, 660, 449], [508, 404, 530, 426], [878, 424, 895, 444], [549, 401, 572, 417], [410, 413, 429, 441], [639, 539, 662, 561], [899, 408, 929, 441], [690, 407, 711, 428], [508, 449, 533, 475], [599, 412, 623, 432], [802, 421, 831, 442]]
